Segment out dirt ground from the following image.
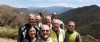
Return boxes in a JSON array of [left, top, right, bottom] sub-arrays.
[[0, 38, 17, 42]]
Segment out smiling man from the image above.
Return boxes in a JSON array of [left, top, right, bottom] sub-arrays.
[[64, 21, 82, 42], [40, 25, 53, 42], [50, 19, 65, 42]]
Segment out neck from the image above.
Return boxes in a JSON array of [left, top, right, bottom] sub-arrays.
[[53, 28, 58, 33], [29, 23, 35, 26], [67, 29, 74, 34], [31, 37, 36, 42], [41, 36, 48, 41], [36, 21, 40, 24]]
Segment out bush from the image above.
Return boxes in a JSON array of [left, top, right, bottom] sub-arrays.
[[82, 35, 100, 42], [0, 27, 18, 39]]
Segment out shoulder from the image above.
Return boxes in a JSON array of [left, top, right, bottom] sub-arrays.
[[49, 37, 53, 40], [75, 31, 83, 42], [75, 31, 80, 36], [22, 39, 30, 42], [20, 23, 29, 28], [35, 37, 42, 42], [75, 31, 81, 39], [48, 37, 53, 42], [59, 28, 65, 35], [58, 19, 64, 24], [60, 28, 65, 32]]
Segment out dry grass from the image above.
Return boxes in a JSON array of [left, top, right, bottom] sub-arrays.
[[0, 26, 18, 39]]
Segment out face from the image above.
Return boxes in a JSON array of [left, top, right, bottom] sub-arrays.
[[53, 15, 58, 19], [52, 12, 58, 19], [35, 16, 41, 23], [67, 21, 76, 32], [29, 27, 36, 39], [28, 16, 35, 25], [40, 26, 50, 39], [52, 20, 60, 32], [45, 17, 51, 24]]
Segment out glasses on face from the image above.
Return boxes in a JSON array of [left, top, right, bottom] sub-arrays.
[[41, 30, 49, 32], [68, 25, 75, 27]]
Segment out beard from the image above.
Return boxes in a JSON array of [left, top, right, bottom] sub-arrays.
[[41, 34, 50, 41]]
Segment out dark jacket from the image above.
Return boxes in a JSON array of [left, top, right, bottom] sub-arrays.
[[18, 23, 31, 42], [22, 38, 41, 42]]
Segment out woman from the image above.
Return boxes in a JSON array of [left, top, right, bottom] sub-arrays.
[[22, 25, 40, 42]]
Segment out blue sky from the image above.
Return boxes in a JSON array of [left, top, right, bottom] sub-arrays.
[[0, 0, 100, 8]]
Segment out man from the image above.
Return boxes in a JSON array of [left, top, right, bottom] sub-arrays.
[[51, 12, 58, 20], [43, 16, 52, 29], [18, 14, 35, 42], [40, 25, 53, 42], [35, 15, 42, 31], [64, 21, 82, 42], [51, 12, 64, 29], [50, 19, 65, 42]]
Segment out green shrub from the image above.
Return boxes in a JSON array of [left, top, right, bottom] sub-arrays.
[[0, 27, 18, 39]]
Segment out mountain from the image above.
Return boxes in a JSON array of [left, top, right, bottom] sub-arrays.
[[59, 5, 100, 41], [12, 6, 73, 16], [28, 6, 72, 15], [0, 4, 73, 16]]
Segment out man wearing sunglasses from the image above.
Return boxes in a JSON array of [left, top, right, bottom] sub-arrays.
[[64, 21, 82, 42], [39, 25, 53, 42]]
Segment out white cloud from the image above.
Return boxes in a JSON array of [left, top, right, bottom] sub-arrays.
[[76, 0, 84, 2], [51, 3, 74, 7], [38, 3, 76, 8]]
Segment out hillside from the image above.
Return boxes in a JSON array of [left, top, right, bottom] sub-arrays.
[[59, 5, 100, 41]]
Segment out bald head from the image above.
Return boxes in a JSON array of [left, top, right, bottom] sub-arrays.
[[40, 25, 50, 30], [40, 25, 50, 39], [52, 19, 60, 24], [53, 12, 57, 15], [67, 21, 76, 26]]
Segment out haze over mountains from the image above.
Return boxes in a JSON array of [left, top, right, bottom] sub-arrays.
[[9, 5, 72, 15], [28, 6, 72, 14]]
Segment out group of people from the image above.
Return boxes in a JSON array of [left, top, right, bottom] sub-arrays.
[[18, 12, 82, 42]]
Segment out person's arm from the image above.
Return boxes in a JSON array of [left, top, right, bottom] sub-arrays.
[[18, 26, 24, 42], [76, 33, 82, 42], [17, 27, 21, 42]]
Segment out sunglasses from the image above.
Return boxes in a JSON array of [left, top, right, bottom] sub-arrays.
[[41, 30, 49, 32], [68, 25, 75, 27]]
